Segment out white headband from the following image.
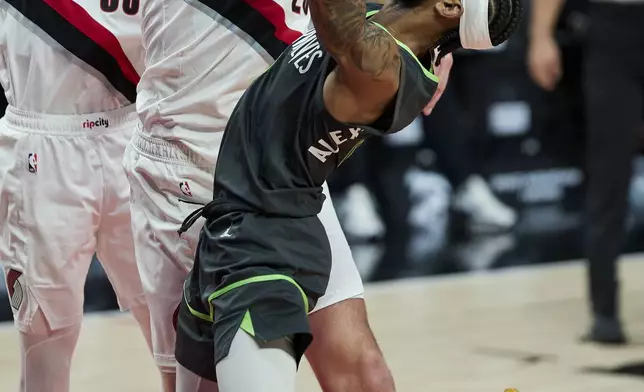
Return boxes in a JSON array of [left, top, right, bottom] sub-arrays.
[[459, 0, 494, 50]]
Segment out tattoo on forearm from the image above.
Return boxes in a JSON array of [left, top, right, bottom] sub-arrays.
[[309, 0, 400, 78], [309, 0, 366, 55]]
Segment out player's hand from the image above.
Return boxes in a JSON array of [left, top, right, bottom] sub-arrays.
[[423, 53, 453, 116], [527, 35, 562, 91]]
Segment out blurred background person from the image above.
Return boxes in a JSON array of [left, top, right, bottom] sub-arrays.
[[329, 55, 519, 281], [422, 71, 518, 234], [528, 0, 644, 344]]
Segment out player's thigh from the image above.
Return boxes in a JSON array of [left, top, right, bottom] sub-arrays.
[[124, 147, 211, 296], [312, 182, 364, 311], [307, 297, 384, 375], [123, 145, 212, 364], [0, 127, 97, 331], [95, 127, 146, 311], [307, 185, 387, 385]]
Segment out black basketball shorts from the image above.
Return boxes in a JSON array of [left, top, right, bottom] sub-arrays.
[[175, 210, 332, 381]]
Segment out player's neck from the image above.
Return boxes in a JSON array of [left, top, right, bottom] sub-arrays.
[[371, 5, 448, 57]]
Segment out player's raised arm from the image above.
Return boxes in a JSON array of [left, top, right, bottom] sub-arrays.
[[309, 0, 402, 124]]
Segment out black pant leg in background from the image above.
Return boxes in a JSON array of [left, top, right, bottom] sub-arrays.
[[327, 142, 368, 195], [422, 79, 476, 189], [583, 4, 644, 319], [365, 138, 416, 281]]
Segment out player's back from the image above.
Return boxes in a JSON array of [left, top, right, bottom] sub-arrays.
[[0, 0, 143, 114], [137, 0, 312, 163]]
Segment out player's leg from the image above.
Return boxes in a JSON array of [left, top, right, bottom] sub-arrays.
[[176, 212, 321, 392], [306, 183, 395, 392], [122, 133, 215, 392], [177, 363, 219, 392], [216, 330, 296, 392], [125, 162, 185, 391], [18, 308, 82, 392], [95, 125, 155, 352], [174, 297, 220, 392], [0, 111, 100, 391], [308, 299, 394, 392]]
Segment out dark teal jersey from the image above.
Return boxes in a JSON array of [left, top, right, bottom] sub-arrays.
[[212, 12, 439, 217]]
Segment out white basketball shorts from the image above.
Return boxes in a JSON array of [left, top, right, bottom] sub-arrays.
[[0, 105, 147, 332], [123, 126, 364, 369]]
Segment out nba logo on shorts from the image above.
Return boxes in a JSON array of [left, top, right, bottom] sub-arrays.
[[179, 181, 192, 197], [6, 269, 24, 310], [28, 153, 38, 173]]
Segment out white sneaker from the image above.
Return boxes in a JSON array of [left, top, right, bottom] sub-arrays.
[[456, 234, 516, 271], [453, 175, 518, 232], [338, 184, 385, 239]]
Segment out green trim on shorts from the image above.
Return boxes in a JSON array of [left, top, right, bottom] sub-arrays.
[[370, 21, 439, 83], [184, 274, 310, 323], [240, 310, 256, 336]]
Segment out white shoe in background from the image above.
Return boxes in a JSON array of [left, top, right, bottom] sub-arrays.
[[456, 234, 516, 271], [453, 175, 518, 232], [339, 184, 385, 239]]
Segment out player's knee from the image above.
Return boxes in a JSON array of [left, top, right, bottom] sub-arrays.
[[159, 364, 177, 374], [355, 347, 395, 392], [324, 345, 394, 392], [20, 309, 82, 357], [22, 323, 82, 357], [19, 320, 82, 392]]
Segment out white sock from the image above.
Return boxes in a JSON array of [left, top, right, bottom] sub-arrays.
[[216, 330, 296, 392]]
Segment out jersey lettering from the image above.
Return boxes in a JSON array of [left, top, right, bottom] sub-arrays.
[[348, 127, 362, 139], [289, 30, 323, 74], [100, 0, 140, 15], [291, 0, 309, 15], [308, 127, 364, 163]]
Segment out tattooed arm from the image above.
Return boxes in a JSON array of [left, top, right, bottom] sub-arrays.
[[309, 0, 401, 124]]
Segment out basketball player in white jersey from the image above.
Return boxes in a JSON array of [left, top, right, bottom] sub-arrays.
[[124, 0, 452, 391], [0, 1, 156, 391]]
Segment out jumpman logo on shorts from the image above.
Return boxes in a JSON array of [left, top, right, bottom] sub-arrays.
[[220, 225, 233, 239]]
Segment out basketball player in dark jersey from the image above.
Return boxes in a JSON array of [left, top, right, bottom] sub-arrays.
[[175, 0, 521, 390]]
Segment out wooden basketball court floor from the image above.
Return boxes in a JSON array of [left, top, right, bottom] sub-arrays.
[[1, 257, 643, 392]]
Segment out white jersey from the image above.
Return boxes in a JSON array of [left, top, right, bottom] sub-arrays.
[[137, 0, 312, 163], [0, 0, 144, 114]]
